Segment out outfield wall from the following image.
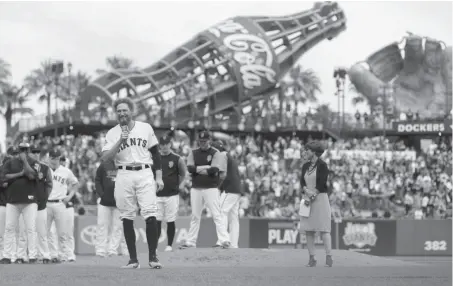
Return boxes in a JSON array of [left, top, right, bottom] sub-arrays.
[[74, 216, 451, 256]]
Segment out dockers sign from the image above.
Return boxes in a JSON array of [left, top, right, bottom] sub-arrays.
[[393, 121, 452, 134]]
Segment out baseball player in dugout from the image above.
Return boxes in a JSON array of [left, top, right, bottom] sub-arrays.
[[179, 131, 231, 249], [101, 97, 164, 269], [157, 135, 187, 252], [0, 143, 40, 264], [95, 158, 128, 257], [211, 140, 242, 249], [47, 149, 79, 263]]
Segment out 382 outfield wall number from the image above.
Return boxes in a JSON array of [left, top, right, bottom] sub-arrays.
[[424, 240, 447, 251]]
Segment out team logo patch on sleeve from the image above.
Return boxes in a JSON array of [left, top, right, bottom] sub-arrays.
[[169, 161, 174, 168]]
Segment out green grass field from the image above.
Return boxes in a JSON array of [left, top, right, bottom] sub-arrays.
[[0, 249, 451, 286]]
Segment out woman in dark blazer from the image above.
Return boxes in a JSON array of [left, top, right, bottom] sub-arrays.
[[299, 140, 332, 267]]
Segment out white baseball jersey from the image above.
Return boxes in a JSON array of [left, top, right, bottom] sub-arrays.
[[102, 121, 158, 166], [49, 166, 78, 200]]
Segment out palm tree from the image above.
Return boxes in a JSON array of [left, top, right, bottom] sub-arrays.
[[23, 60, 57, 122], [287, 65, 322, 104], [0, 83, 33, 135], [0, 58, 11, 90], [349, 83, 367, 106], [96, 55, 136, 74]]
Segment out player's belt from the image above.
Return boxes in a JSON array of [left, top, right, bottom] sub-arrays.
[[118, 164, 151, 171], [48, 199, 63, 203]]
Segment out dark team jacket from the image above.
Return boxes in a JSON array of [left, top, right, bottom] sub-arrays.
[[37, 163, 53, 211], [2, 156, 39, 204], [0, 163, 7, 206], [159, 152, 184, 197], [220, 153, 241, 194], [191, 147, 219, 189], [95, 160, 117, 207]]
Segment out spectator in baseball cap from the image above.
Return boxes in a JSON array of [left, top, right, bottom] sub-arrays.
[[197, 131, 211, 150]]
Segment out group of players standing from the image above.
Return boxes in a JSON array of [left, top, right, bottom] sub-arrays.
[[0, 144, 79, 264], [99, 97, 241, 269], [0, 97, 242, 269]]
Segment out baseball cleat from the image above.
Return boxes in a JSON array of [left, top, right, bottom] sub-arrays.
[[28, 259, 37, 264], [149, 256, 162, 269], [0, 258, 11, 264], [164, 246, 173, 252], [121, 260, 140, 269], [221, 242, 231, 249], [42, 259, 51, 264], [51, 258, 60, 264], [68, 259, 76, 263], [179, 243, 195, 250], [15, 258, 25, 264]]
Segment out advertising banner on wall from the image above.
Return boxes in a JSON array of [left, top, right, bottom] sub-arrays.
[[75, 216, 219, 255], [267, 220, 336, 249], [392, 120, 452, 135], [396, 220, 452, 256], [338, 220, 396, 256]]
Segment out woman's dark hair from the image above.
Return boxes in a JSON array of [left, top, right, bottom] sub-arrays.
[[113, 98, 135, 112], [306, 140, 326, 157]]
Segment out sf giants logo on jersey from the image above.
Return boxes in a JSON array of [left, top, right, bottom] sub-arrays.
[[118, 137, 148, 153]]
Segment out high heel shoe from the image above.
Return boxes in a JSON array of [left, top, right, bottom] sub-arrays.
[[306, 255, 317, 267], [325, 255, 333, 267]]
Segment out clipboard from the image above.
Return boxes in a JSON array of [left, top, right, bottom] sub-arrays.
[[299, 199, 311, 217]]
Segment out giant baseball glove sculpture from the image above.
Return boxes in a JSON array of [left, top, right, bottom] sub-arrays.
[[348, 34, 452, 118]]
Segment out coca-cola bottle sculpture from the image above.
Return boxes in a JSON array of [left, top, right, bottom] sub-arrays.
[[79, 1, 346, 127]]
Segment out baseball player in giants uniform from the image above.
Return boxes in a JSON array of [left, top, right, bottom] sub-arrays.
[[212, 140, 242, 249], [179, 131, 230, 249], [0, 147, 18, 262], [95, 159, 128, 257], [0, 143, 39, 264], [101, 98, 164, 269], [157, 135, 187, 252], [47, 149, 79, 263]]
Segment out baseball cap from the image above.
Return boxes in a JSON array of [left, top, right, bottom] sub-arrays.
[[159, 135, 171, 145], [198, 131, 211, 140], [18, 142, 30, 150], [49, 149, 61, 158], [211, 140, 225, 152]]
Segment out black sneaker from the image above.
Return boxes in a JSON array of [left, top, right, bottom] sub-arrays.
[[51, 258, 60, 264], [0, 258, 11, 264], [43, 259, 51, 264], [121, 260, 140, 269], [149, 255, 162, 269], [15, 258, 25, 264]]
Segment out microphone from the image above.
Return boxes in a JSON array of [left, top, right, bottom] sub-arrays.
[[121, 124, 129, 141]]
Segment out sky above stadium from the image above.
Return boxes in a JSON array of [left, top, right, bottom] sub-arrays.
[[0, 0, 451, 118]]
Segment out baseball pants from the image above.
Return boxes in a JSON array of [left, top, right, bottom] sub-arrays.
[[0, 205, 5, 259], [156, 195, 179, 222], [47, 202, 69, 260], [186, 188, 230, 246], [3, 203, 38, 260], [17, 209, 51, 260], [96, 204, 128, 256], [0, 205, 17, 261], [114, 168, 158, 220], [64, 207, 76, 261], [217, 192, 241, 248]]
